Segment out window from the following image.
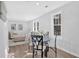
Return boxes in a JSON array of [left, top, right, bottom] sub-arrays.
[[37, 22, 39, 31], [33, 21, 39, 31], [54, 14, 61, 35], [34, 22, 36, 31]]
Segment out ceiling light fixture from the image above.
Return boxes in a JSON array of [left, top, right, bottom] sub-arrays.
[[36, 3, 40, 6]]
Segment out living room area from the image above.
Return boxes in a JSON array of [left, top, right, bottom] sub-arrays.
[[8, 21, 28, 46]]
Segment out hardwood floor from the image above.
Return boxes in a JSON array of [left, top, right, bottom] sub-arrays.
[[8, 44, 77, 58]]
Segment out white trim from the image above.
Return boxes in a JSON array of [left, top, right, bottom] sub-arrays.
[[57, 46, 79, 57]]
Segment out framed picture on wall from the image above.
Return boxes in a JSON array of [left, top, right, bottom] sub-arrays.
[[18, 24, 23, 30], [11, 24, 16, 30]]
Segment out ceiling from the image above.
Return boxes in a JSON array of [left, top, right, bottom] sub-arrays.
[[4, 1, 69, 21]]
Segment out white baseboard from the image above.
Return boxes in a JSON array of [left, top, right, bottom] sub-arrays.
[[57, 46, 79, 57]]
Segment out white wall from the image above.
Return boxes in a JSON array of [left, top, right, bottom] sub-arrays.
[[61, 2, 79, 57], [26, 20, 33, 34], [8, 20, 28, 35], [4, 21, 8, 58], [33, 2, 79, 57], [8, 20, 34, 35], [0, 19, 8, 58], [0, 1, 8, 58], [0, 19, 5, 57]]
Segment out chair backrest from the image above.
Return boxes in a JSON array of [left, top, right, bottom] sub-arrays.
[[31, 35, 43, 58], [31, 35, 43, 45]]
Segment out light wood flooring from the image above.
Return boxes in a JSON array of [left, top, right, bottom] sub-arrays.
[[8, 44, 77, 58]]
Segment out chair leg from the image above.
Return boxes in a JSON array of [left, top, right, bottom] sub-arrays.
[[55, 36, 57, 58]]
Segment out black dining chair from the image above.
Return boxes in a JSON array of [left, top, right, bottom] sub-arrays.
[[31, 35, 43, 58]]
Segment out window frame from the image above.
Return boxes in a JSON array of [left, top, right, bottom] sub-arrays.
[[53, 13, 61, 36]]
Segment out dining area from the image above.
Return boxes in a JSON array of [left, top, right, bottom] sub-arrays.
[[8, 31, 58, 58]]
